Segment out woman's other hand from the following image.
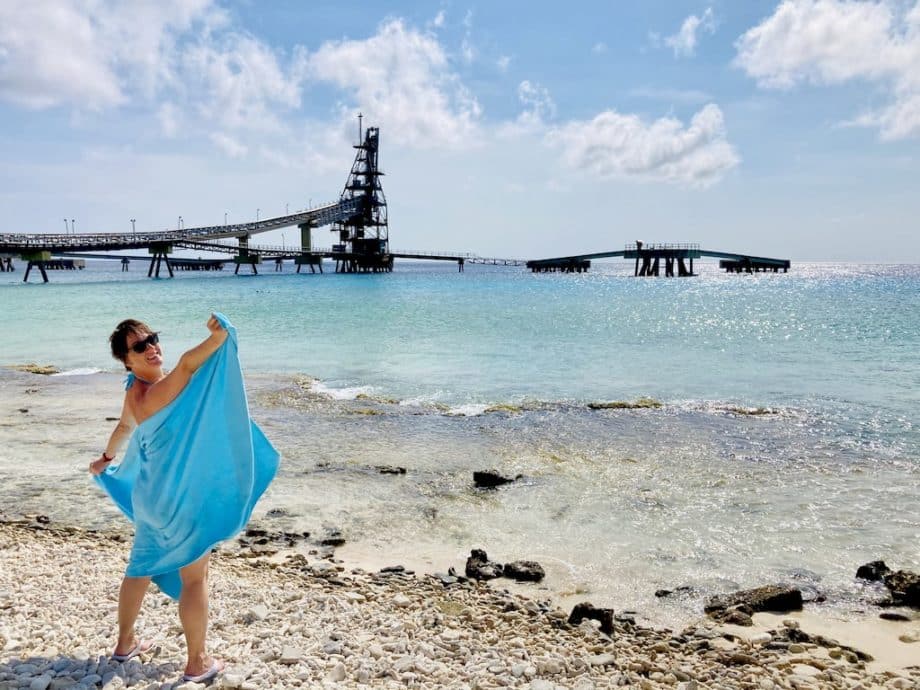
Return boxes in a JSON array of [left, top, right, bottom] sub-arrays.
[[89, 455, 113, 475]]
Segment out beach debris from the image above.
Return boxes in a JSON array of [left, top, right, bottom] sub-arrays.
[[10, 363, 60, 375], [568, 602, 614, 636], [705, 584, 803, 625], [466, 549, 504, 580], [473, 470, 521, 489], [587, 397, 662, 410], [880, 612, 911, 621], [856, 560, 891, 582], [265, 507, 291, 518], [503, 560, 546, 582]]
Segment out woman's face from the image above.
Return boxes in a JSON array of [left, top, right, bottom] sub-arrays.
[[125, 329, 163, 371]]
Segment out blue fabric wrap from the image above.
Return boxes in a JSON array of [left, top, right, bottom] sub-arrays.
[[94, 312, 279, 599]]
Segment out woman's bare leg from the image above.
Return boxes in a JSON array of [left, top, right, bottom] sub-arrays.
[[178, 553, 219, 676], [115, 576, 151, 654]]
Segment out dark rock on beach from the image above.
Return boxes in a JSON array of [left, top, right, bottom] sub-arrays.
[[473, 470, 521, 489], [320, 528, 346, 547], [883, 569, 920, 608], [465, 549, 504, 580], [705, 585, 803, 624], [568, 602, 614, 636], [880, 612, 911, 621], [856, 560, 891, 582], [503, 560, 546, 582]]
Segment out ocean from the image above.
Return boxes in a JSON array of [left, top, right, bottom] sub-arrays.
[[1, 259, 918, 627]]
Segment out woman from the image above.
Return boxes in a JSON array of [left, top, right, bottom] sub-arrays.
[[90, 313, 278, 683]]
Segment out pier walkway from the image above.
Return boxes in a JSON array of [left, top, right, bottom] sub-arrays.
[[526, 243, 790, 276]]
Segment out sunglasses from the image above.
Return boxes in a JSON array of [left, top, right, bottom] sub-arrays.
[[130, 332, 160, 354]]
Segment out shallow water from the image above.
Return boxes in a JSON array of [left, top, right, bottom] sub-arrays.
[[1, 260, 918, 626]]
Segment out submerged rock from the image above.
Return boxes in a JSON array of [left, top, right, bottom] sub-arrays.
[[10, 363, 60, 375], [588, 398, 662, 410], [473, 470, 521, 489], [856, 560, 891, 582], [705, 585, 803, 623]]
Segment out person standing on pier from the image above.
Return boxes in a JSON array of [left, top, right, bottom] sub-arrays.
[[89, 313, 279, 684]]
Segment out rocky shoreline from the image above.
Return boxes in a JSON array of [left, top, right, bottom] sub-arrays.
[[2, 518, 918, 690]]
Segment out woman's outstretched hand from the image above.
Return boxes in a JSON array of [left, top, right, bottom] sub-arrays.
[[207, 314, 224, 334]]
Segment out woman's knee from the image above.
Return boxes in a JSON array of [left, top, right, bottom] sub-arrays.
[[179, 555, 210, 586]]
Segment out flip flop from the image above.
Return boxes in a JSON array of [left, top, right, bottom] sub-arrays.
[[112, 638, 153, 662], [181, 659, 224, 683]]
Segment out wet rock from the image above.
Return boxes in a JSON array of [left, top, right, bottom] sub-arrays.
[[880, 612, 911, 621], [473, 470, 521, 489], [883, 570, 920, 608], [465, 549, 503, 580], [856, 560, 890, 582], [503, 560, 545, 582], [568, 602, 614, 636], [319, 528, 346, 547], [655, 586, 698, 599], [375, 465, 407, 475], [705, 585, 803, 623]]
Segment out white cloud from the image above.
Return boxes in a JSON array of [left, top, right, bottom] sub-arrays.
[[307, 19, 482, 148], [181, 35, 306, 134], [518, 80, 556, 122], [547, 104, 740, 186], [735, 0, 920, 140], [497, 55, 511, 72], [665, 7, 715, 57], [209, 132, 247, 158], [158, 103, 181, 138], [592, 42, 608, 55], [0, 0, 217, 110], [431, 10, 446, 29]]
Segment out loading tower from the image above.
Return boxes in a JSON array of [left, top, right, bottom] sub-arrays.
[[331, 116, 391, 272]]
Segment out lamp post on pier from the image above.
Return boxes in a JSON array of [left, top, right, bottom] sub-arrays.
[[63, 218, 68, 235], [224, 212, 228, 226], [131, 218, 136, 236], [256, 208, 260, 222], [178, 215, 183, 230], [71, 219, 75, 235]]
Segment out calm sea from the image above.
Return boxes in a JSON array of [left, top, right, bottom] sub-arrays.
[[1, 259, 918, 625]]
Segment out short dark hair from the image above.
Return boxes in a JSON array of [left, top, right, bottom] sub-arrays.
[[110, 319, 154, 370]]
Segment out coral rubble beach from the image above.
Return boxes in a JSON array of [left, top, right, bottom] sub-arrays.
[[1, 519, 918, 690]]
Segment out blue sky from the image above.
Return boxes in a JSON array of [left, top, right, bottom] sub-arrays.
[[1, 0, 918, 261]]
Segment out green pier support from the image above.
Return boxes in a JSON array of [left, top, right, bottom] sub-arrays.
[[21, 251, 51, 283], [148, 242, 174, 278]]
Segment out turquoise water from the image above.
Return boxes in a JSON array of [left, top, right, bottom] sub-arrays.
[[1, 259, 918, 624]]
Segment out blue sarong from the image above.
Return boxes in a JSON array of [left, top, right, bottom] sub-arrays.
[[95, 312, 279, 599]]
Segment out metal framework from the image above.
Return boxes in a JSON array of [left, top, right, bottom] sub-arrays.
[[332, 123, 389, 258]]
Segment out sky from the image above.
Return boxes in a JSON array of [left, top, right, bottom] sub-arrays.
[[1, 0, 919, 262]]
